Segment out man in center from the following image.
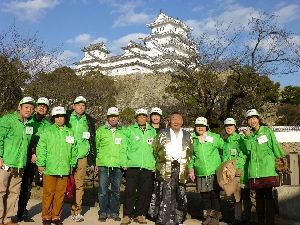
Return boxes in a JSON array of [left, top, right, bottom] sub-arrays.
[[148, 112, 194, 225]]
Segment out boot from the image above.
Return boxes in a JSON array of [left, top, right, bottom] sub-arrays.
[[202, 209, 211, 225], [209, 210, 222, 225], [265, 199, 275, 225], [256, 198, 265, 225]]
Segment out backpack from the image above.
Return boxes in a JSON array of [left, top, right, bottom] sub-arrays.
[[65, 174, 75, 200]]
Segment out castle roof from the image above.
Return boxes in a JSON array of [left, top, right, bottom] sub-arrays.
[[146, 10, 192, 32], [81, 42, 111, 54], [121, 40, 149, 51]]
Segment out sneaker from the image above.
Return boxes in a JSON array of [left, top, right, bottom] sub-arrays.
[[74, 214, 84, 222], [71, 214, 84, 222], [120, 216, 131, 225], [108, 214, 121, 221], [98, 213, 107, 222], [133, 215, 147, 224]]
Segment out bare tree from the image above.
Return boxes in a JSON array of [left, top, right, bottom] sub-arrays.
[[0, 22, 69, 114], [165, 11, 298, 128]]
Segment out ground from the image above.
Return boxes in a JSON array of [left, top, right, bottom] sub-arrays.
[[30, 174, 298, 225]]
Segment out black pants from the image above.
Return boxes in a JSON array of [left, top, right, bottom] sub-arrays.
[[17, 163, 35, 218], [123, 168, 153, 218], [255, 187, 273, 200], [200, 190, 221, 211]]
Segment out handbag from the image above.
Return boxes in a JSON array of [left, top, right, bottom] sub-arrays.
[[65, 174, 75, 200]]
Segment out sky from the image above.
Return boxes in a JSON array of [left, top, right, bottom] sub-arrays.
[[0, 0, 300, 87]]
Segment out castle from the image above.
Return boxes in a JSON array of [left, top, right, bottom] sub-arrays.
[[74, 10, 198, 76]]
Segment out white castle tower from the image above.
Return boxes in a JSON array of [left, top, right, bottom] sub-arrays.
[[74, 10, 197, 76]]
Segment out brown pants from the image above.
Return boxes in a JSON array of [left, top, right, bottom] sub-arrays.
[[0, 169, 22, 224], [42, 174, 68, 220], [71, 157, 87, 215]]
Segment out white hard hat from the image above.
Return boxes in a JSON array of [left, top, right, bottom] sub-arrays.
[[19, 97, 36, 106], [224, 118, 236, 125], [51, 106, 66, 116], [74, 96, 87, 104], [37, 97, 50, 107], [135, 108, 148, 117], [246, 109, 260, 118], [195, 117, 208, 126], [107, 107, 119, 116], [150, 107, 162, 116]]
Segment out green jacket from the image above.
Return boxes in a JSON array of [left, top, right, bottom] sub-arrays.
[[95, 122, 126, 167], [36, 124, 78, 176], [26, 113, 51, 155], [222, 132, 249, 184], [27, 113, 51, 142], [0, 111, 32, 168], [68, 112, 90, 159], [188, 131, 224, 176], [244, 126, 284, 179], [120, 122, 156, 170]]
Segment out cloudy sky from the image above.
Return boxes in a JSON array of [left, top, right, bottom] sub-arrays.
[[0, 0, 300, 87]]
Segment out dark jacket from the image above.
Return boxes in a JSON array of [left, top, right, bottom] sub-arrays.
[[65, 110, 96, 167]]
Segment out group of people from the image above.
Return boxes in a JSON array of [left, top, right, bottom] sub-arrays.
[[0, 96, 285, 225]]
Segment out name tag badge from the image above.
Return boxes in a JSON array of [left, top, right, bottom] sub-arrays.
[[257, 135, 268, 144], [26, 126, 33, 135], [66, 136, 74, 144], [82, 132, 90, 139], [147, 138, 153, 144], [205, 136, 214, 143], [115, 138, 122, 144], [231, 149, 237, 156]]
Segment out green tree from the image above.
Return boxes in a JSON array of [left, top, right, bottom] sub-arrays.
[[80, 70, 117, 125], [24, 66, 81, 108], [0, 55, 30, 114], [276, 103, 300, 126], [280, 85, 300, 106], [25, 68, 117, 125], [119, 107, 135, 126]]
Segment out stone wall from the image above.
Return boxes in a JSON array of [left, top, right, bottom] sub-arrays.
[[114, 73, 176, 111], [280, 142, 300, 154]]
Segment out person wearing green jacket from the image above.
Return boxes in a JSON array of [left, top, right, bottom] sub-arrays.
[[120, 108, 156, 225], [222, 118, 251, 225], [0, 96, 36, 225], [188, 117, 224, 225], [94, 107, 125, 222], [37, 106, 78, 225], [65, 96, 96, 223], [17, 97, 51, 222], [243, 109, 284, 225]]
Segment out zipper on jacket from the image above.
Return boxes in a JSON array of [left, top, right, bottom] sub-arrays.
[[19, 124, 27, 176], [141, 129, 145, 170], [110, 129, 116, 168], [59, 129, 63, 177], [200, 142, 209, 176]]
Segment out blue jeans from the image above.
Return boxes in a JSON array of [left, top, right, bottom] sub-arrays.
[[98, 167, 123, 216]]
